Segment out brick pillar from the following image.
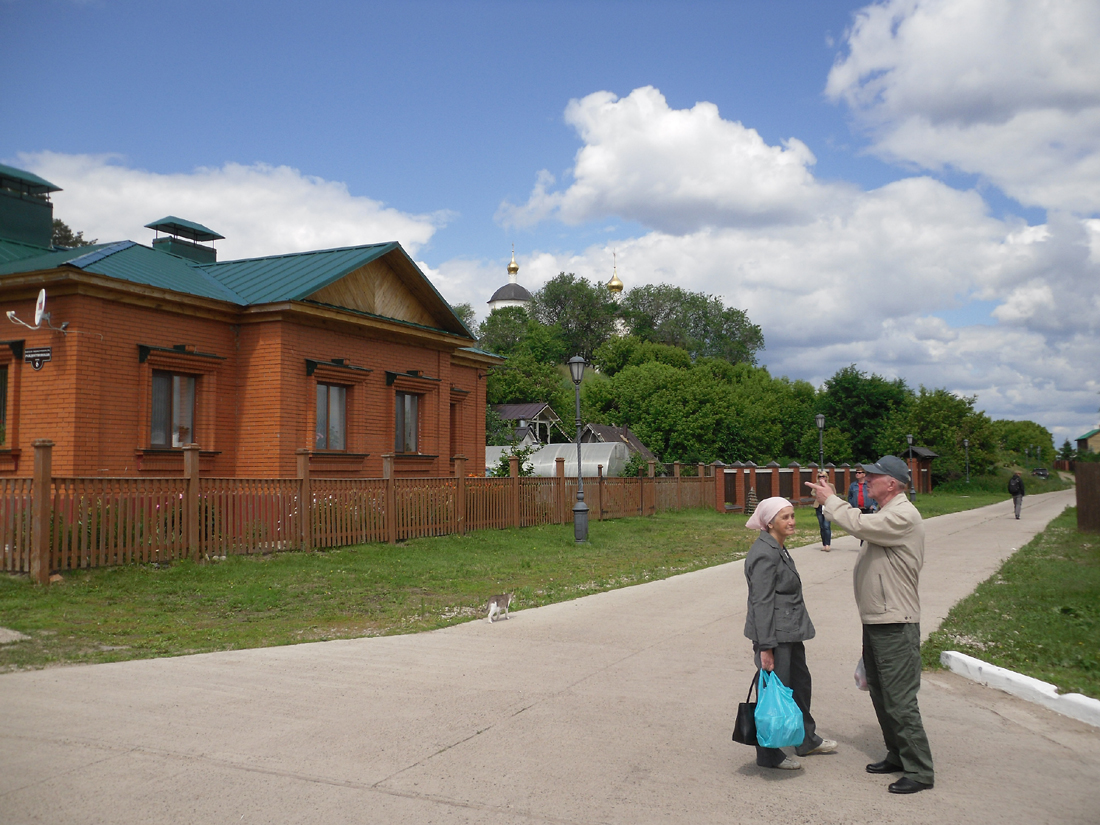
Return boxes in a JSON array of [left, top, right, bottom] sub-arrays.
[[713, 463, 725, 514], [453, 455, 467, 536], [510, 455, 520, 528], [183, 444, 201, 562], [297, 449, 312, 552], [383, 453, 396, 545], [30, 439, 53, 585]]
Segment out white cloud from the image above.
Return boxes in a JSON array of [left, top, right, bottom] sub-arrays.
[[16, 152, 445, 259], [826, 0, 1100, 214], [498, 86, 838, 233], [473, 81, 1100, 439]]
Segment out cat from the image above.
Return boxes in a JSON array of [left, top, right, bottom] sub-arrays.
[[487, 592, 513, 623]]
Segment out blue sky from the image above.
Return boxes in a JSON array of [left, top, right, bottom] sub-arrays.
[[3, 0, 1099, 441]]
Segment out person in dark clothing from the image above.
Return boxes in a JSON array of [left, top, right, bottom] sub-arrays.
[[1008, 471, 1025, 519], [815, 471, 832, 551]]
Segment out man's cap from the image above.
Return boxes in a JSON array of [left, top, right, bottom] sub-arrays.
[[859, 455, 911, 484]]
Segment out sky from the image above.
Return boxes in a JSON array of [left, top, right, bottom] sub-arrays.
[[2, 0, 1099, 444]]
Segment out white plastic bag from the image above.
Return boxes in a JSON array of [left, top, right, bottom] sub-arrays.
[[854, 657, 870, 691]]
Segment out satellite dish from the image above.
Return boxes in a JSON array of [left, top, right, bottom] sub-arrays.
[[33, 289, 46, 327]]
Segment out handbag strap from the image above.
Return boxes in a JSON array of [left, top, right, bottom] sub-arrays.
[[745, 669, 760, 702]]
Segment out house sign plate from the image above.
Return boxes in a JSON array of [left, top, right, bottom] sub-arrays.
[[25, 346, 52, 370]]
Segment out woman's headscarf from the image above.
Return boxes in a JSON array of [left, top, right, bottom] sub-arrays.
[[746, 496, 793, 531]]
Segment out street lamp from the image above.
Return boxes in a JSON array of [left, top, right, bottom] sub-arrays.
[[963, 438, 970, 484], [568, 355, 589, 543], [815, 414, 825, 470], [906, 433, 916, 500]]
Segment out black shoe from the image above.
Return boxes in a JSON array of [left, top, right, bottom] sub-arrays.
[[866, 760, 904, 774], [889, 777, 933, 794]]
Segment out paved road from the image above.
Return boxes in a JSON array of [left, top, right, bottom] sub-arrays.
[[2, 489, 1096, 824]]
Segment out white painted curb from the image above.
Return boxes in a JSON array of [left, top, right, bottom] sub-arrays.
[[940, 651, 1100, 729]]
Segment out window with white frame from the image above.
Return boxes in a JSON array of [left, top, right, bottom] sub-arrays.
[[395, 391, 418, 453], [151, 370, 196, 447], [315, 383, 347, 450]]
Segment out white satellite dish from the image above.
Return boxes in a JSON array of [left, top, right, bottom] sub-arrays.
[[33, 289, 46, 327]]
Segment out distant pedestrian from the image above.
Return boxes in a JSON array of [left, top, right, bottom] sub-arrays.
[[815, 471, 831, 551], [1008, 471, 1025, 519], [807, 457, 934, 795], [847, 468, 876, 513]]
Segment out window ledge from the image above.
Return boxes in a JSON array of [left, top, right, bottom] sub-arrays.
[[135, 448, 221, 474], [308, 451, 369, 475], [0, 448, 21, 474]]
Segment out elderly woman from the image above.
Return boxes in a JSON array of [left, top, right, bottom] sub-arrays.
[[744, 496, 837, 770]]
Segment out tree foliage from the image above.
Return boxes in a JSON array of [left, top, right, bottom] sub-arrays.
[[990, 419, 1055, 461], [451, 302, 476, 332], [52, 219, 96, 248], [620, 284, 764, 365], [528, 273, 618, 360], [817, 365, 912, 462]]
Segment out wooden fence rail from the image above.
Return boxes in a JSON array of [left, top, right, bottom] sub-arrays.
[[9, 445, 738, 583]]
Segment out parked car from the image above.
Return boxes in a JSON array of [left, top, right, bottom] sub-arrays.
[[1031, 468, 1050, 478]]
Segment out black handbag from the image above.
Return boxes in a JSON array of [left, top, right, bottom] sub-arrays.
[[732, 670, 759, 746]]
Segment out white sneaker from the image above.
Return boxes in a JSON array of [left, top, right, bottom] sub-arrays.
[[774, 756, 802, 770], [803, 739, 838, 756]]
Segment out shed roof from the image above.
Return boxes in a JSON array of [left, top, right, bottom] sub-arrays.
[[1077, 428, 1100, 440], [0, 164, 60, 196], [145, 216, 225, 242], [492, 402, 561, 423]]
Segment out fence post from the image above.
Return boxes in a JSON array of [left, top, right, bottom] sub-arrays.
[[674, 461, 681, 511], [596, 464, 604, 521], [296, 449, 312, 552], [713, 463, 725, 514], [555, 456, 566, 524], [383, 453, 397, 545], [510, 455, 520, 528], [453, 455, 467, 536], [647, 460, 656, 515], [30, 439, 53, 585], [183, 444, 201, 562]]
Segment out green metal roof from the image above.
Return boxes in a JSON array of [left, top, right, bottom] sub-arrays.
[[200, 242, 396, 304], [1078, 428, 1100, 440], [0, 164, 60, 196], [145, 216, 225, 242], [0, 238, 61, 267]]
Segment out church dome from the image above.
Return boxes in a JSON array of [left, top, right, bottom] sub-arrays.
[[487, 246, 532, 308]]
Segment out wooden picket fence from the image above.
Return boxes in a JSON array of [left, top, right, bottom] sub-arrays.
[[6, 442, 719, 583]]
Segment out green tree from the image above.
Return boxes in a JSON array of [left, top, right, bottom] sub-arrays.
[[877, 387, 995, 483], [818, 365, 913, 462], [1058, 438, 1076, 461], [990, 419, 1055, 462], [477, 306, 530, 356], [620, 284, 764, 365], [486, 354, 571, 424], [529, 273, 618, 360], [52, 219, 96, 248], [451, 302, 476, 332]]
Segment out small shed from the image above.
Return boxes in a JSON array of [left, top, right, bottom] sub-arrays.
[[580, 423, 657, 462], [906, 446, 938, 493], [492, 402, 568, 445]]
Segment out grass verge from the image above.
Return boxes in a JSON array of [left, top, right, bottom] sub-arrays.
[[2, 508, 825, 672], [922, 507, 1100, 700]]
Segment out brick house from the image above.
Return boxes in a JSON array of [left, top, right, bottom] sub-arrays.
[[0, 163, 499, 478]]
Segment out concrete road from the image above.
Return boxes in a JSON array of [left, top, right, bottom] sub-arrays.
[[2, 489, 1095, 824]]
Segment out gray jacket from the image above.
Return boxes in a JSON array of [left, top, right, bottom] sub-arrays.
[[743, 531, 815, 649], [824, 492, 924, 624]]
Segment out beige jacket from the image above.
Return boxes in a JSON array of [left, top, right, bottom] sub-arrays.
[[823, 492, 924, 624]]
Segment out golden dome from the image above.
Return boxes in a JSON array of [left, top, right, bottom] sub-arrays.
[[607, 252, 623, 294], [507, 246, 519, 277]]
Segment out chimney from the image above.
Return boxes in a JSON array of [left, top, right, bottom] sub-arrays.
[[146, 216, 223, 264], [0, 163, 60, 248]]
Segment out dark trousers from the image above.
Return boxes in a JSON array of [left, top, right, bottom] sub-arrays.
[[1013, 494, 1023, 518], [752, 641, 822, 766], [816, 506, 831, 547], [862, 623, 934, 784]]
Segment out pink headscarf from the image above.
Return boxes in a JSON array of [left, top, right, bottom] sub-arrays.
[[746, 496, 794, 531]]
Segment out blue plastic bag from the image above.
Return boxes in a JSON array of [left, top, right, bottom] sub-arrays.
[[754, 670, 804, 748]]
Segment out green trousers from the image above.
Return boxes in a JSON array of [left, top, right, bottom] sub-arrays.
[[862, 623, 934, 784]]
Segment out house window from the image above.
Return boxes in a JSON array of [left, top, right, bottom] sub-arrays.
[[395, 391, 419, 453], [315, 383, 347, 450], [151, 370, 196, 447]]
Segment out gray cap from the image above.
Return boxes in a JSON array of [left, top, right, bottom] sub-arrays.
[[860, 455, 911, 484]]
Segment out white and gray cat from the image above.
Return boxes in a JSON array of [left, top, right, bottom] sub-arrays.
[[486, 593, 513, 623]]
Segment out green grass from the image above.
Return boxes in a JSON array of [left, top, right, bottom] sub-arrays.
[[922, 507, 1100, 700], [3, 508, 826, 672]]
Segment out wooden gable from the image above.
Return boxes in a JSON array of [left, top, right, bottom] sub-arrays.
[[306, 249, 466, 335]]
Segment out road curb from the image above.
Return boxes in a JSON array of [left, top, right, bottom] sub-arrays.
[[941, 650, 1100, 728]]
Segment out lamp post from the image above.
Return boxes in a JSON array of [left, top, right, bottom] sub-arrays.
[[963, 438, 970, 483], [815, 414, 825, 470], [568, 356, 589, 543], [906, 433, 915, 500]]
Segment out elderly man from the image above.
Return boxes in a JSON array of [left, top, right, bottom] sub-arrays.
[[806, 456, 934, 795]]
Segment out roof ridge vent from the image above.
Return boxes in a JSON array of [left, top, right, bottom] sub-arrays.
[[146, 215, 224, 264]]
